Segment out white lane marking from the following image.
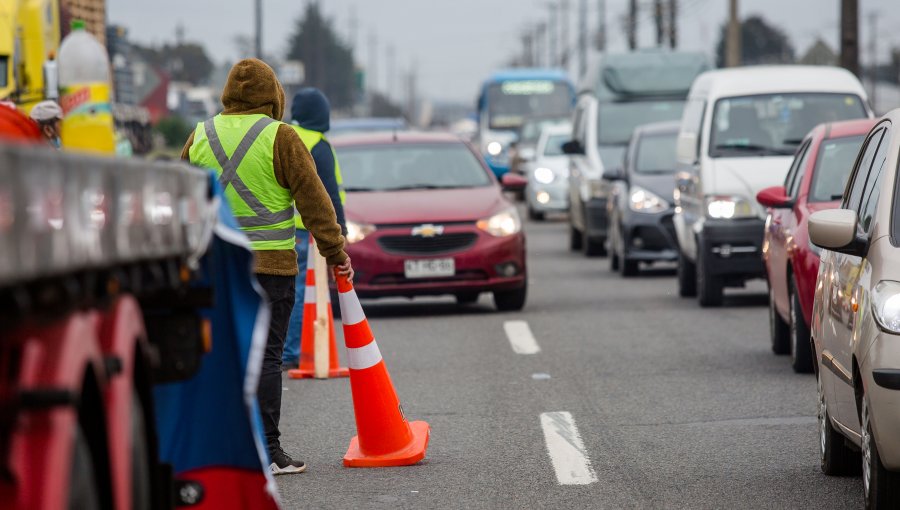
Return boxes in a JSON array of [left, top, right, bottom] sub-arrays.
[[504, 320, 540, 354], [540, 412, 598, 485]]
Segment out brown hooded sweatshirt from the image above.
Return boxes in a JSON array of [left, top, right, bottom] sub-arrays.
[[182, 59, 347, 275]]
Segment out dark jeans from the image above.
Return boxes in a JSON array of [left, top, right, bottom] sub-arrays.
[[256, 273, 296, 452]]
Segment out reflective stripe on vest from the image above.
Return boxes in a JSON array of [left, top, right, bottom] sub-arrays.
[[189, 114, 295, 250], [293, 125, 346, 230]]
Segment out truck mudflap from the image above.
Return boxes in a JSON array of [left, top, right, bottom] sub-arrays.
[[152, 183, 279, 509]]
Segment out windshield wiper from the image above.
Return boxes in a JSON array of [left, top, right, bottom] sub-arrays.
[[712, 143, 790, 156], [344, 187, 376, 192]]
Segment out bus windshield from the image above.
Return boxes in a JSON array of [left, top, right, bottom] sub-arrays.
[[486, 80, 572, 130]]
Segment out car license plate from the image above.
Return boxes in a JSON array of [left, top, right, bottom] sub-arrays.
[[404, 258, 455, 279]]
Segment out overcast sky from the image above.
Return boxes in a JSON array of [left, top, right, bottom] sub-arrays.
[[108, 0, 899, 103]]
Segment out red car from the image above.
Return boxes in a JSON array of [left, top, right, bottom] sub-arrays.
[[333, 132, 528, 311], [757, 118, 877, 372]]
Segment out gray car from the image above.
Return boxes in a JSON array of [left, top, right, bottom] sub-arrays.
[[606, 122, 680, 276]]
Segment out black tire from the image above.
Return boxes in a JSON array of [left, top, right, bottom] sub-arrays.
[[494, 284, 527, 312], [68, 425, 102, 510], [789, 279, 814, 373], [569, 224, 583, 251], [677, 250, 697, 297], [583, 236, 607, 257], [862, 395, 900, 508], [528, 207, 545, 221], [131, 392, 152, 510], [455, 292, 480, 305], [697, 238, 723, 307], [818, 374, 859, 476], [621, 257, 639, 277], [769, 285, 790, 355]]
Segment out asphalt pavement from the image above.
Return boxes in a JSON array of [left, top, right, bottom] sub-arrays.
[[276, 214, 864, 509]]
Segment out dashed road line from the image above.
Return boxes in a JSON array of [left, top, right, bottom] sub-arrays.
[[540, 411, 598, 485], [503, 320, 540, 354]]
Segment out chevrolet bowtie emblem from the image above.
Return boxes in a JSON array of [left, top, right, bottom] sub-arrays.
[[411, 224, 444, 237]]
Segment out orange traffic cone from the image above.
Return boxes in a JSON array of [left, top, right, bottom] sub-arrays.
[[335, 271, 430, 467], [288, 238, 349, 379]]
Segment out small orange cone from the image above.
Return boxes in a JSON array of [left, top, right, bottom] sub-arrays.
[[334, 270, 430, 467], [288, 238, 349, 379]]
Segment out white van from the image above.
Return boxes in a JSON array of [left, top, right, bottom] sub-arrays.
[[673, 66, 871, 307]]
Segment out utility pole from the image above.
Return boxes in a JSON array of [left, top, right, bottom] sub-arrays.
[[386, 44, 395, 102], [654, 0, 664, 47], [368, 31, 378, 95], [578, 0, 588, 76], [521, 30, 534, 67], [348, 5, 358, 52], [548, 3, 558, 66], [868, 11, 878, 111], [254, 0, 262, 59], [596, 0, 606, 51], [628, 0, 637, 50], [725, 0, 741, 67], [560, 0, 570, 69], [840, 0, 859, 76], [535, 23, 546, 66], [668, 0, 677, 48]]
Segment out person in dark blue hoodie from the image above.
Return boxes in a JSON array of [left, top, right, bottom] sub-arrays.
[[283, 88, 347, 368]]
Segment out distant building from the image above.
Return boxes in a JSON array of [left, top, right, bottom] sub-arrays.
[[60, 0, 106, 46], [800, 39, 837, 67], [107, 25, 136, 104]]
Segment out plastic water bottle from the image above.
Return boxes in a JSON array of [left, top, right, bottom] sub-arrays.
[[58, 20, 115, 154]]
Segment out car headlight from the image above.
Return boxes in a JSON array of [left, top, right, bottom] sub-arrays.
[[873, 281, 900, 333], [346, 220, 375, 244], [705, 195, 755, 219], [477, 207, 521, 237], [487, 141, 503, 156], [629, 186, 668, 214], [534, 167, 555, 184]]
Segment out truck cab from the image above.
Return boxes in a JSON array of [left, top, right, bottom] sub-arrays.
[[673, 66, 871, 307]]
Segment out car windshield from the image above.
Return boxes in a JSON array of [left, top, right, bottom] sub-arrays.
[[338, 143, 492, 192], [543, 134, 569, 156], [635, 132, 678, 174], [487, 81, 573, 130], [597, 100, 685, 145], [709, 93, 867, 158], [809, 135, 866, 202]]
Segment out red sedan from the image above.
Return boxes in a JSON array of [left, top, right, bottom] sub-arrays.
[[757, 118, 876, 372], [333, 132, 528, 311]]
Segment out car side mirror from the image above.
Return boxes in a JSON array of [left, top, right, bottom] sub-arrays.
[[756, 186, 794, 209], [602, 166, 625, 181], [808, 209, 867, 256], [500, 172, 528, 192], [562, 140, 585, 155]]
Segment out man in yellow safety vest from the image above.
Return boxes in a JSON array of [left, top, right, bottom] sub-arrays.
[[181, 59, 353, 476], [283, 87, 347, 368]]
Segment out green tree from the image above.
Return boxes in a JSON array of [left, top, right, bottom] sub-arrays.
[[135, 43, 214, 85], [715, 16, 795, 68], [286, 2, 355, 109], [155, 115, 192, 148]]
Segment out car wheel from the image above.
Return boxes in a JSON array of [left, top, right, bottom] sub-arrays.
[[569, 224, 583, 251], [677, 250, 697, 297], [131, 391, 152, 510], [862, 393, 900, 508], [769, 285, 790, 355], [789, 279, 814, 373], [455, 292, 480, 305], [697, 238, 723, 307], [818, 373, 859, 476], [494, 284, 527, 312], [68, 425, 102, 510], [528, 207, 545, 221], [583, 236, 607, 257]]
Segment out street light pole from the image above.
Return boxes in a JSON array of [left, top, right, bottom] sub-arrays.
[[725, 0, 741, 67], [840, 0, 860, 76], [254, 0, 262, 59]]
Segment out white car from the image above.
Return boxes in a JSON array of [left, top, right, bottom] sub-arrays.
[[523, 123, 572, 220], [673, 65, 871, 307]]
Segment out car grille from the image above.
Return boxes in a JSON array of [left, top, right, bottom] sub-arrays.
[[377, 233, 478, 255]]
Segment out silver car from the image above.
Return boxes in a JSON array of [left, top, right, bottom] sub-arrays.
[[808, 110, 900, 508], [523, 123, 571, 220]]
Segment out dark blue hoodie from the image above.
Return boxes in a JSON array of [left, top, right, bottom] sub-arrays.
[[291, 88, 346, 233]]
